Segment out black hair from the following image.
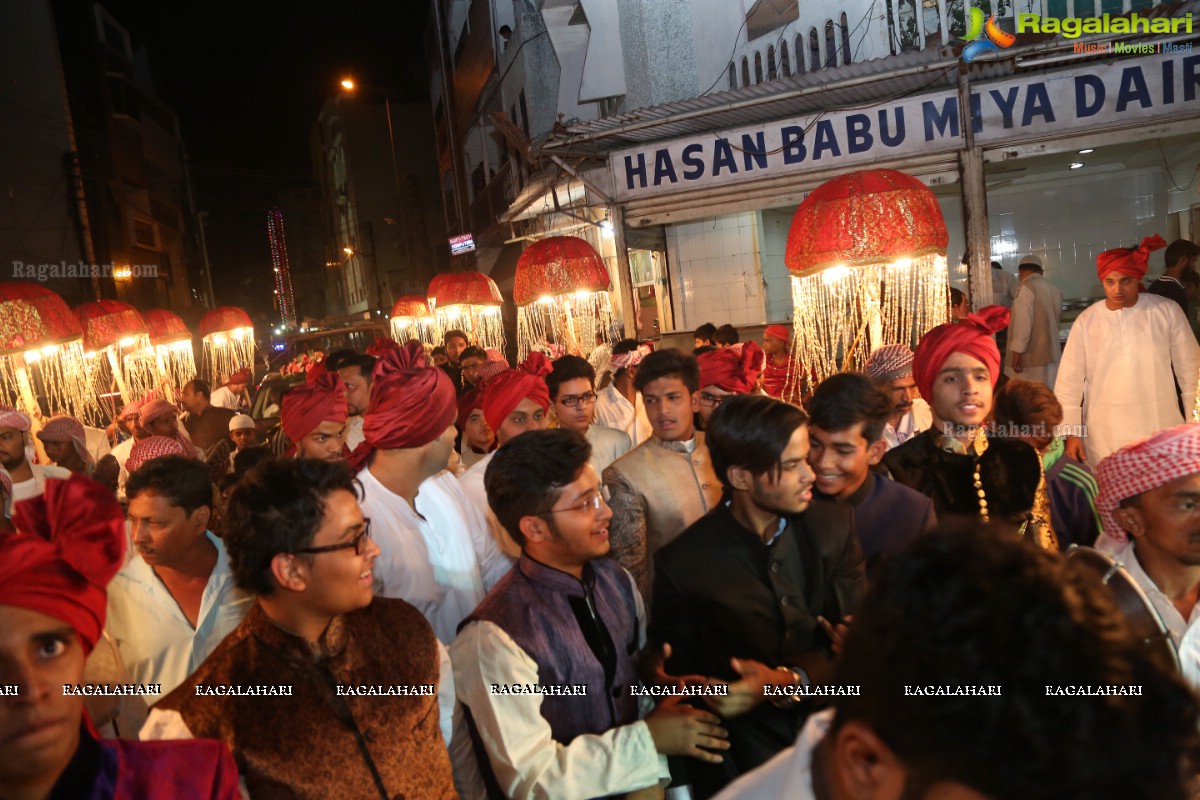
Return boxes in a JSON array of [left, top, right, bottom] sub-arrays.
[[334, 353, 377, 383], [324, 349, 359, 371], [223, 458, 360, 595], [634, 348, 699, 394], [990, 260, 1003, 270], [125, 455, 213, 514], [443, 329, 469, 345], [183, 379, 211, 401], [431, 346, 448, 358], [484, 429, 592, 548], [1166, 238, 1200, 268], [706, 394, 807, 490], [831, 526, 1200, 800], [949, 286, 965, 306], [807, 373, 892, 443], [1018, 261, 1044, 275], [546, 355, 596, 400], [232, 445, 273, 479], [460, 345, 487, 363], [693, 322, 717, 342], [714, 324, 739, 346]]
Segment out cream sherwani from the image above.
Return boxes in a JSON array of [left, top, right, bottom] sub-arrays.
[[1055, 293, 1200, 464]]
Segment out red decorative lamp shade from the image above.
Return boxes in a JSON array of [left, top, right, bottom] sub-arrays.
[[429, 272, 503, 308], [783, 168, 950, 384], [199, 306, 254, 337], [0, 282, 84, 355], [513, 236, 611, 306], [391, 296, 432, 318], [75, 300, 148, 352], [785, 168, 948, 278], [143, 309, 192, 344]]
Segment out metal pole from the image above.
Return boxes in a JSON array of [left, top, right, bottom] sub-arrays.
[[365, 220, 384, 316]]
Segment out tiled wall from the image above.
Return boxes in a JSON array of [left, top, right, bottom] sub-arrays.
[[666, 212, 766, 330]]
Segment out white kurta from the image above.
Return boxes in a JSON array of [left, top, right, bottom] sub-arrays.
[[358, 466, 512, 644], [1097, 534, 1200, 691], [585, 424, 632, 475], [881, 399, 932, 451], [105, 532, 252, 696], [11, 463, 71, 503], [209, 385, 241, 410], [593, 384, 652, 447], [1055, 293, 1200, 465], [712, 709, 832, 799], [458, 451, 521, 558]]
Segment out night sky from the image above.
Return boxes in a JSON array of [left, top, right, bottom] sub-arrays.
[[98, 0, 432, 313]]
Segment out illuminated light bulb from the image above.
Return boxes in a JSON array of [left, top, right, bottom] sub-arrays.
[[24, 350, 40, 362], [821, 265, 852, 285], [212, 334, 227, 346], [119, 337, 137, 348], [538, 295, 555, 304], [575, 290, 593, 300], [41, 344, 58, 355]]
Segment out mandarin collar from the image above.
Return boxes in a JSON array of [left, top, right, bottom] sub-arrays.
[[246, 601, 349, 664], [518, 553, 595, 597]]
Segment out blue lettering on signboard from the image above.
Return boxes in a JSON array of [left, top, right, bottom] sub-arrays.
[[1115, 66, 1152, 112], [681, 143, 705, 180], [1075, 75, 1106, 118], [712, 139, 738, 176], [878, 108, 905, 147], [653, 150, 677, 186], [741, 132, 768, 171], [624, 153, 647, 190], [812, 120, 842, 160], [846, 114, 873, 154], [1021, 83, 1056, 126], [781, 126, 807, 164], [923, 97, 959, 141]]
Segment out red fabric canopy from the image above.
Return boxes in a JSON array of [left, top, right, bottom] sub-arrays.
[[428, 272, 503, 308], [785, 169, 948, 278], [391, 295, 432, 318], [199, 306, 253, 337], [513, 236, 611, 306], [143, 309, 191, 344], [75, 300, 148, 351], [0, 282, 83, 355]]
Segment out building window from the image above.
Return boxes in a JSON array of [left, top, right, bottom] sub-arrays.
[[841, 13, 852, 64], [780, 42, 791, 76], [754, 52, 763, 84], [728, 62, 737, 89], [809, 29, 821, 72], [131, 216, 159, 251], [795, 35, 806, 74], [825, 21, 837, 68], [518, 90, 530, 138], [107, 74, 140, 121], [741, 56, 750, 87], [767, 46, 777, 80]]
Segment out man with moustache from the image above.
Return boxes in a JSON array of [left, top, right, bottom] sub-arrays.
[[106, 456, 251, 695], [884, 308, 1048, 545], [1057, 235, 1200, 464], [604, 349, 722, 603], [180, 380, 237, 452], [328, 350, 376, 451], [694, 342, 764, 429], [1095, 423, 1200, 689], [0, 407, 70, 504], [863, 344, 932, 451], [278, 366, 349, 461], [547, 355, 631, 474], [354, 341, 511, 644], [35, 414, 120, 493], [807, 374, 936, 573], [0, 474, 241, 799], [650, 394, 866, 798], [594, 339, 653, 446], [142, 458, 476, 798], [760, 325, 800, 403], [452, 429, 731, 799]]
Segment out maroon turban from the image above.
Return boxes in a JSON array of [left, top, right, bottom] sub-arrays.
[[457, 387, 484, 431], [764, 324, 790, 343], [351, 342, 456, 467], [482, 354, 552, 433], [1097, 234, 1167, 281], [697, 340, 763, 394], [913, 305, 1009, 402], [366, 336, 399, 357], [0, 474, 125, 654], [228, 368, 251, 384], [282, 369, 348, 450]]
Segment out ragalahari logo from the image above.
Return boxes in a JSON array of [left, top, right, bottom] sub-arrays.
[[962, 7, 1017, 62]]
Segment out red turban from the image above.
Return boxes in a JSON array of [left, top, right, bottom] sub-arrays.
[[764, 324, 790, 343], [697, 341, 763, 394], [1097, 234, 1167, 280], [282, 369, 348, 450], [126, 435, 191, 475], [1096, 424, 1200, 542], [457, 387, 484, 431], [366, 336, 399, 356], [913, 306, 1009, 402], [0, 474, 125, 654], [228, 368, 251, 384], [351, 342, 456, 467], [482, 353, 552, 433]]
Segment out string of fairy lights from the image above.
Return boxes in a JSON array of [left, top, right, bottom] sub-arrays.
[[267, 207, 297, 330]]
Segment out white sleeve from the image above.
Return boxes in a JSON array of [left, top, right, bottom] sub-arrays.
[[139, 708, 196, 740], [1167, 301, 1200, 420], [1055, 313, 1088, 428], [458, 482, 514, 591], [439, 640, 487, 800], [1007, 284, 1034, 354], [450, 621, 663, 800]]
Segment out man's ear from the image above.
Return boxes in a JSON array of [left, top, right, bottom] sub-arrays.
[[829, 720, 907, 800], [269, 553, 308, 594], [519, 514, 552, 545], [1113, 506, 1145, 541], [727, 465, 753, 493], [866, 439, 888, 467], [689, 391, 701, 414], [190, 505, 212, 534]]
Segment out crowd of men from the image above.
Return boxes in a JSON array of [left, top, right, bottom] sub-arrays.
[[3, 238, 1200, 799]]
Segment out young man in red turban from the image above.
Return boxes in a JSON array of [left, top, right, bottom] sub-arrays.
[[0, 474, 241, 798], [209, 368, 250, 411], [760, 325, 802, 403], [1056, 235, 1200, 465], [354, 342, 511, 643], [883, 307, 1050, 546], [279, 367, 349, 461], [695, 341, 764, 428], [458, 352, 554, 556]]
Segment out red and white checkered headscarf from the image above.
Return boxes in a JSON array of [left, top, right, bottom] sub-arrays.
[[0, 467, 11, 517], [1096, 424, 1200, 542], [865, 344, 915, 382], [0, 406, 31, 432], [36, 415, 93, 466], [610, 344, 651, 372], [125, 435, 191, 476], [119, 400, 143, 422]]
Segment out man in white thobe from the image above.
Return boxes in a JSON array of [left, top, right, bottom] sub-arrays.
[[1056, 235, 1200, 465], [1005, 254, 1063, 388], [592, 340, 652, 446]]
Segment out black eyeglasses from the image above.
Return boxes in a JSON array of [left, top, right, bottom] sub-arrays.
[[292, 519, 373, 556], [558, 392, 598, 408], [697, 392, 727, 408], [536, 486, 611, 517]]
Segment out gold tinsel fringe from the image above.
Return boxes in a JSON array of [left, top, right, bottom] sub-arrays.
[[434, 305, 505, 353], [391, 317, 444, 348], [516, 291, 615, 362]]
